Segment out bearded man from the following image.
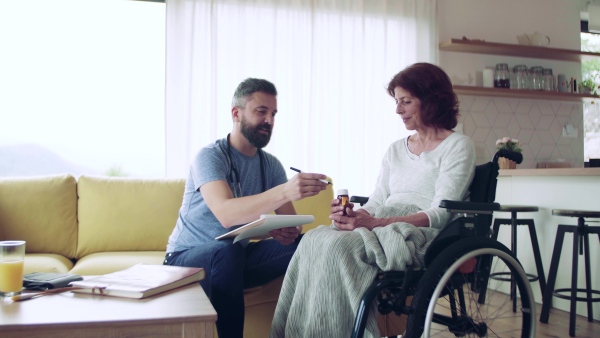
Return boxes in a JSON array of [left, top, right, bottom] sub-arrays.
[[164, 78, 329, 338]]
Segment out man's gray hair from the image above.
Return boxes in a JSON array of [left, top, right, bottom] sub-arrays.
[[232, 78, 278, 108]]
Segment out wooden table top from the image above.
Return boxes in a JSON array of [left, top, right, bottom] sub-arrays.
[[552, 209, 600, 218], [499, 168, 600, 177], [0, 282, 216, 329], [497, 205, 539, 212]]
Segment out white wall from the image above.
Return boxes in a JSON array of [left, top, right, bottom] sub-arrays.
[[438, 0, 583, 50], [438, 0, 587, 168], [438, 0, 582, 85]]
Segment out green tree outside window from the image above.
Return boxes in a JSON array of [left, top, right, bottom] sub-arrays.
[[581, 32, 600, 160]]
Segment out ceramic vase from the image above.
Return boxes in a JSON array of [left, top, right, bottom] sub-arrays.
[[499, 157, 517, 169]]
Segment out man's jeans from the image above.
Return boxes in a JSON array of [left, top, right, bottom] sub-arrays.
[[164, 237, 301, 338]]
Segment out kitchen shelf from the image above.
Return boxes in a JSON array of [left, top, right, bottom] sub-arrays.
[[439, 39, 600, 62], [453, 85, 599, 102]]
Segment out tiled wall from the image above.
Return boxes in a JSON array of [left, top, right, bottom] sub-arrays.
[[457, 95, 584, 168]]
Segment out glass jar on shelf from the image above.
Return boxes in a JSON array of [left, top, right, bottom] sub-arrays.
[[529, 66, 544, 91], [512, 65, 528, 90], [494, 63, 510, 88], [543, 68, 555, 91]]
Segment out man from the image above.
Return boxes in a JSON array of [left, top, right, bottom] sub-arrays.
[[164, 78, 329, 338]]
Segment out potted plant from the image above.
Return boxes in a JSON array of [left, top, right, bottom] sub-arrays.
[[580, 79, 597, 95], [496, 137, 522, 169]]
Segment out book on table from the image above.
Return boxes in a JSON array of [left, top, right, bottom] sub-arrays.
[[70, 264, 204, 299], [215, 214, 315, 243]]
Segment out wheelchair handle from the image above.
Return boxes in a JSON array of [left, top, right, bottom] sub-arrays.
[[350, 196, 369, 207]]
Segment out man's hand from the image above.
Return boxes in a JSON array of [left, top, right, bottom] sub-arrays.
[[269, 226, 301, 246], [284, 172, 329, 202]]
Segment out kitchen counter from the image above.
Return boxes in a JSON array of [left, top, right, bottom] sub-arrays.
[[499, 168, 600, 177], [494, 171, 599, 320]]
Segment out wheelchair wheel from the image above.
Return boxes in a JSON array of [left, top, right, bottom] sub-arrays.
[[405, 238, 535, 338]]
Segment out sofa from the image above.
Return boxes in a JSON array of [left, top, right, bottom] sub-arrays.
[[0, 174, 333, 338]]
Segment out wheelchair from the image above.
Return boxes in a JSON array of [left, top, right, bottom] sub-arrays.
[[350, 149, 536, 338]]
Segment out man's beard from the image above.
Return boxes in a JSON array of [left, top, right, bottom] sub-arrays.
[[240, 116, 272, 149]]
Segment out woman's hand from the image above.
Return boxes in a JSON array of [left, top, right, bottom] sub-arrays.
[[329, 200, 378, 231], [329, 197, 355, 216]]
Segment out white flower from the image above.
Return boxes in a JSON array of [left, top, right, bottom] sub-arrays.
[[496, 136, 523, 153]]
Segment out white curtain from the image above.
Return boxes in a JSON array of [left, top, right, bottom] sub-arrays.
[[166, 0, 437, 196]]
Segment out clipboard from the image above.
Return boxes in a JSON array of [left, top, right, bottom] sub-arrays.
[[216, 214, 315, 243]]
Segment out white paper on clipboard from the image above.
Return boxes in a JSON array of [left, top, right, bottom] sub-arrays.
[[215, 214, 315, 243]]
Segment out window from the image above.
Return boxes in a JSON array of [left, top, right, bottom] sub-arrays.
[[581, 31, 600, 163], [0, 0, 166, 177], [164, 0, 437, 195]]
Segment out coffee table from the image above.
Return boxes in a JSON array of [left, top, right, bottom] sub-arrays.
[[0, 282, 217, 337]]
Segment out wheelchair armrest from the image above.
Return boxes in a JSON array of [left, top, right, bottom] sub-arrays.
[[439, 200, 500, 214], [350, 196, 369, 206]]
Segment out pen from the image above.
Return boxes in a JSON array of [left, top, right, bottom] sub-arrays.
[[290, 167, 331, 185]]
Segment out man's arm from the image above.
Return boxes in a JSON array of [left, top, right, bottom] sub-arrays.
[[275, 201, 297, 215], [201, 172, 327, 228]]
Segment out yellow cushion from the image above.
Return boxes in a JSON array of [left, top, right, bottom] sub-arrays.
[[293, 184, 333, 232], [76, 176, 185, 258], [24, 253, 74, 274], [0, 174, 78, 258], [69, 251, 166, 275]]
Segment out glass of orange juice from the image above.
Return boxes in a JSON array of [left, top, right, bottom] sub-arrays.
[[0, 240, 26, 298]]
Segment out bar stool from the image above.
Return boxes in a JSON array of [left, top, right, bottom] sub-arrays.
[[539, 209, 600, 337], [491, 205, 546, 312]]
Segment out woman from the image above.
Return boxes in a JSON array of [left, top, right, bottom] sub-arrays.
[[269, 63, 476, 338]]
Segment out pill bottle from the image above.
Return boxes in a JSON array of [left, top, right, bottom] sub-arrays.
[[337, 189, 349, 216]]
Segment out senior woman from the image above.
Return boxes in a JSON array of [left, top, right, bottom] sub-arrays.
[[269, 62, 476, 338]]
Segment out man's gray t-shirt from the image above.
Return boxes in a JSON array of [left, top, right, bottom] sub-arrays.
[[166, 137, 288, 253]]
